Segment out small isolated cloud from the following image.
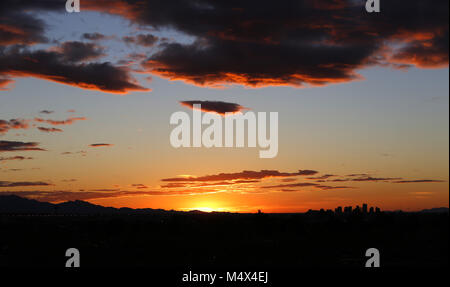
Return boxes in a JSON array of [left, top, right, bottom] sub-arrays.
[[39, 110, 54, 114], [89, 143, 113, 148], [180, 100, 248, 115], [37, 127, 63, 133]]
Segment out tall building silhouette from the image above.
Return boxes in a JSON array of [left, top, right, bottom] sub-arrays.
[[362, 203, 368, 214]]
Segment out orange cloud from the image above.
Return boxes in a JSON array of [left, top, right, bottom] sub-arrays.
[[34, 117, 86, 126]]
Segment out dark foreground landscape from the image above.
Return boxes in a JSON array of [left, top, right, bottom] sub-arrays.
[[0, 195, 448, 269]]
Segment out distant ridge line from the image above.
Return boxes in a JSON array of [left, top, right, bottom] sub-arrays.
[[0, 195, 448, 215]]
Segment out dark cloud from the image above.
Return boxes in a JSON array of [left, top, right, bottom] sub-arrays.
[[37, 127, 63, 133], [351, 176, 402, 182], [323, 175, 445, 184], [90, 189, 121, 192], [346, 173, 371, 177], [297, 170, 319, 176], [261, 182, 319, 189], [121, 0, 448, 87], [314, 185, 354, 190], [180, 100, 248, 115], [307, 174, 336, 180], [0, 181, 51, 188], [0, 11, 48, 45], [39, 110, 54, 114], [259, 182, 353, 190], [328, 178, 352, 182], [393, 179, 445, 184], [0, 141, 45, 152], [0, 1, 68, 46], [1, 0, 447, 90], [0, 46, 149, 94], [160, 180, 258, 188], [57, 41, 105, 62], [162, 169, 318, 182]]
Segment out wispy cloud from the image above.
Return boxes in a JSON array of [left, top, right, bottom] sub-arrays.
[[37, 127, 63, 133], [0, 181, 51, 187], [0, 140, 45, 152], [393, 179, 445, 183], [0, 155, 33, 162], [34, 117, 86, 126], [162, 169, 318, 182]]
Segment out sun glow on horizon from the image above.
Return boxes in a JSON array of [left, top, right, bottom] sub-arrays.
[[182, 202, 236, 213], [185, 207, 217, 212]]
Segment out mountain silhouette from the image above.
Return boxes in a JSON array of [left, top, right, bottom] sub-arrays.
[[0, 195, 54, 214], [0, 195, 165, 215]]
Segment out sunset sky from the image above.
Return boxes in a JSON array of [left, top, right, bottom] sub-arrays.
[[1, 0, 448, 212]]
